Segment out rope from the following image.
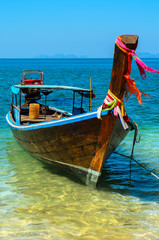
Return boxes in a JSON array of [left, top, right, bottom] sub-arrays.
[[114, 122, 159, 181], [114, 151, 159, 180], [133, 121, 141, 143], [130, 121, 139, 181], [130, 121, 140, 158]]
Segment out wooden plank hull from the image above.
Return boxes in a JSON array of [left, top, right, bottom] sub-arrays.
[[6, 110, 132, 185]]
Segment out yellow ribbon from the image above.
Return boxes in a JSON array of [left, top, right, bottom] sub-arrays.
[[108, 89, 126, 116]]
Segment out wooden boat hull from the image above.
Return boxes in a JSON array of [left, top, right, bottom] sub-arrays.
[[6, 110, 133, 185]]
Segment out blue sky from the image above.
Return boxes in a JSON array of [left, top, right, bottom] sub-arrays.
[[1, 0, 159, 58]]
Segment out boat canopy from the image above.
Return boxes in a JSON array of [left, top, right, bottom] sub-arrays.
[[11, 84, 96, 115], [13, 84, 92, 93]]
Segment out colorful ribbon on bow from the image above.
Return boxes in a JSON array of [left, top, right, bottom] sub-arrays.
[[116, 36, 159, 104], [97, 89, 129, 130]]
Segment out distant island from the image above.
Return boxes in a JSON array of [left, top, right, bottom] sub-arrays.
[[34, 54, 87, 59], [137, 52, 159, 58], [2, 53, 159, 59], [34, 52, 159, 59]]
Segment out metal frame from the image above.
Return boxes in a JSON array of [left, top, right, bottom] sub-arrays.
[[22, 69, 44, 84]]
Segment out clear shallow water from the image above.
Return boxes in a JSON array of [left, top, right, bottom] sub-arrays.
[[0, 58, 159, 239]]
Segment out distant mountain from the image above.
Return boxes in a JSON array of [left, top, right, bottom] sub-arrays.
[[35, 52, 159, 59], [35, 54, 87, 59], [52, 54, 78, 58], [35, 54, 49, 58], [137, 52, 159, 58]]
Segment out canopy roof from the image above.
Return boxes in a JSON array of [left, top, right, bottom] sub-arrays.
[[13, 85, 91, 93]]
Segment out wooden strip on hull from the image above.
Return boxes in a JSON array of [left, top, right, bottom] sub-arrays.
[[10, 112, 130, 185]]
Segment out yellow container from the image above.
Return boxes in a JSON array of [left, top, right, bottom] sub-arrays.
[[29, 103, 40, 119]]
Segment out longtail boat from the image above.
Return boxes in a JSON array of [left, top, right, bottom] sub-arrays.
[[7, 35, 156, 186]]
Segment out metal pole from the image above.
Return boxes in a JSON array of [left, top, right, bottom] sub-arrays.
[[81, 92, 83, 109], [19, 89, 21, 124], [89, 77, 92, 111], [73, 91, 75, 114]]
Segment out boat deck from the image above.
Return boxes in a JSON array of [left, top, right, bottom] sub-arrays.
[[21, 112, 67, 124]]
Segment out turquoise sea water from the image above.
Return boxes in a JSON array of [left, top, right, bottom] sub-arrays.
[[0, 58, 159, 239]]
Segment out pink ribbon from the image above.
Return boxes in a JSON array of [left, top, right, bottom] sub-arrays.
[[116, 37, 159, 80]]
